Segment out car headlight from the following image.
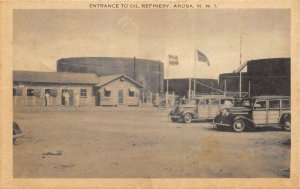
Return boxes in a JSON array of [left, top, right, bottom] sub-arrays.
[[221, 108, 230, 117]]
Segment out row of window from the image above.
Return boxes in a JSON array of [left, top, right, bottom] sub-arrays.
[[13, 88, 138, 98], [104, 90, 136, 97], [13, 88, 88, 97], [254, 100, 290, 109]]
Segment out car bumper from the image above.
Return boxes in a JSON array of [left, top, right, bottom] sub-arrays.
[[170, 115, 181, 119]]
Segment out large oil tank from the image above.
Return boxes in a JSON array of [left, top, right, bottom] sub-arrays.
[[57, 57, 164, 94], [219, 58, 290, 96], [219, 72, 250, 93], [247, 58, 290, 96]]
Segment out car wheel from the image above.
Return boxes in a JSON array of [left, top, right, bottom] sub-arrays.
[[282, 119, 291, 131], [183, 113, 192, 124], [232, 119, 246, 132]]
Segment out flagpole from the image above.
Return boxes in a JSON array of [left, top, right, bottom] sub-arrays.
[[167, 57, 169, 95], [239, 33, 242, 99], [193, 49, 197, 97]]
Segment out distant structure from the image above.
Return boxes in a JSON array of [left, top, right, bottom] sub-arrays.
[[219, 58, 290, 97], [57, 57, 164, 94], [164, 78, 219, 97]]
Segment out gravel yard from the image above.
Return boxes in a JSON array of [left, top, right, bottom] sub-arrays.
[[13, 106, 290, 178]]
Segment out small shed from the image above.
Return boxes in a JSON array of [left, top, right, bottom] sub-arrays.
[[95, 74, 144, 106]]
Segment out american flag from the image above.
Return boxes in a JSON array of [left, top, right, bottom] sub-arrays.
[[168, 55, 179, 65], [196, 49, 210, 66]]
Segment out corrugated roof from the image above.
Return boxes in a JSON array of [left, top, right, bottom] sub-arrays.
[[13, 71, 100, 84]]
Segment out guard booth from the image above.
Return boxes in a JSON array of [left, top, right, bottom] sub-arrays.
[[95, 74, 144, 107]]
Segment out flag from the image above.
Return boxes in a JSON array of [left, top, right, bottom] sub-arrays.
[[168, 55, 179, 65], [196, 49, 210, 66]]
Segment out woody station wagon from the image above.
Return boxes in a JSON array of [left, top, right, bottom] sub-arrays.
[[170, 95, 234, 123], [213, 96, 291, 132]]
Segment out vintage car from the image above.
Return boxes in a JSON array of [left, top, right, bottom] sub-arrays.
[[170, 95, 234, 123], [13, 122, 24, 144], [213, 96, 291, 132]]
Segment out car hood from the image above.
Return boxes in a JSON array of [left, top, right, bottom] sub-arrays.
[[228, 106, 252, 112]]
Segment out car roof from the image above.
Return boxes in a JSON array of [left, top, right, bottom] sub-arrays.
[[250, 96, 290, 100], [192, 95, 233, 100]]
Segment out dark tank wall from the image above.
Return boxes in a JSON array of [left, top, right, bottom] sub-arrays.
[[57, 57, 164, 94], [247, 58, 290, 96], [164, 78, 219, 97], [219, 72, 250, 93], [219, 58, 290, 97]]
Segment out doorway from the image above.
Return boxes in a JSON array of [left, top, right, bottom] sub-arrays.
[[118, 89, 123, 104]]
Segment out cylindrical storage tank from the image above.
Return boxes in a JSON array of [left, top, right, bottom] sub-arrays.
[[57, 57, 164, 94], [247, 58, 290, 96]]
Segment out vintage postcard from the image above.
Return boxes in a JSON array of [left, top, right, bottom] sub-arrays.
[[0, 0, 299, 189]]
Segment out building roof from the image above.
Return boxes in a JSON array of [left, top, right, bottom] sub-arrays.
[[13, 71, 144, 88], [14, 71, 100, 84], [95, 74, 144, 88]]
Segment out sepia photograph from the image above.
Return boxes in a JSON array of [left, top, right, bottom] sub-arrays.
[[1, 1, 300, 189]]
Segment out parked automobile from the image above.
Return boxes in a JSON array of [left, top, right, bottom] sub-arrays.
[[13, 122, 24, 144], [170, 95, 234, 123], [213, 96, 291, 132]]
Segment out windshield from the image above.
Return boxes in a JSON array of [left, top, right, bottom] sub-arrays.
[[234, 99, 254, 107]]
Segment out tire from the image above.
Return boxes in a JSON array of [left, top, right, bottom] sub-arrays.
[[282, 118, 291, 131], [232, 119, 246, 132], [183, 113, 192, 124], [282, 115, 291, 131]]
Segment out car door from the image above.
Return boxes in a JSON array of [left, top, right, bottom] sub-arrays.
[[197, 98, 209, 118], [209, 98, 220, 118], [268, 100, 280, 124], [252, 100, 267, 124]]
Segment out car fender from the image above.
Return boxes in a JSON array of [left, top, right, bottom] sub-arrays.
[[233, 115, 255, 126], [181, 111, 197, 118], [280, 113, 290, 123]]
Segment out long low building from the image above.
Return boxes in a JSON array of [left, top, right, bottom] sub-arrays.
[[13, 71, 143, 107]]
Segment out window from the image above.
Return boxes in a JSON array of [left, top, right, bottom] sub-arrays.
[[80, 89, 87, 97], [104, 90, 111, 97], [211, 99, 219, 105], [199, 99, 207, 105], [27, 89, 35, 96], [254, 101, 266, 109], [282, 100, 290, 108], [269, 100, 280, 109], [221, 99, 233, 104], [128, 88, 135, 97], [14, 88, 23, 96], [128, 91, 135, 97]]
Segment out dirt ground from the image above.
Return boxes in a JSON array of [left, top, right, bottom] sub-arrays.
[[13, 106, 290, 178]]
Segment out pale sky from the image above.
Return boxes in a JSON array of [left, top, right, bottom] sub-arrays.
[[13, 9, 290, 79]]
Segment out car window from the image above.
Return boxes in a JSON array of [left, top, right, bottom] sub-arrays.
[[221, 99, 233, 104], [211, 99, 219, 105], [199, 99, 207, 105], [282, 100, 290, 108], [253, 101, 266, 109], [269, 100, 280, 109]]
